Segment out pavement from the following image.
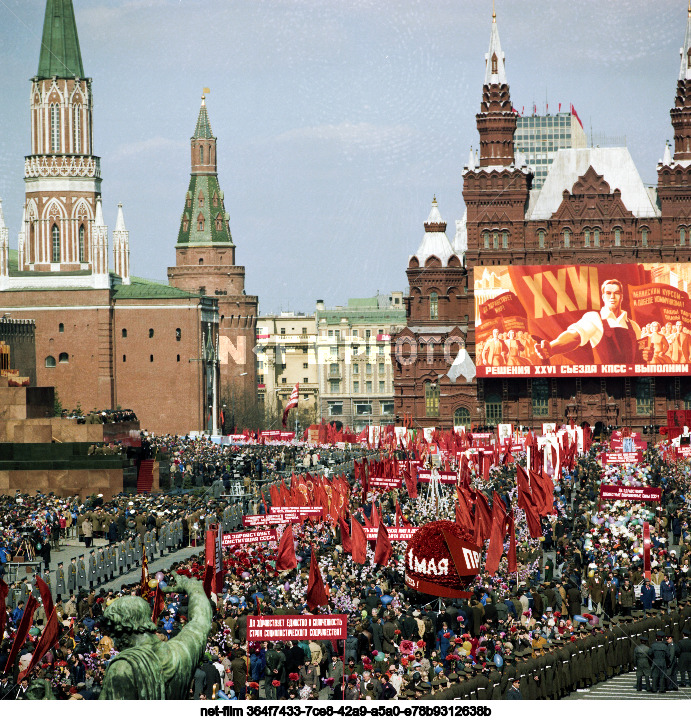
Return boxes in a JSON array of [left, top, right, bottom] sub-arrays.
[[563, 671, 691, 700]]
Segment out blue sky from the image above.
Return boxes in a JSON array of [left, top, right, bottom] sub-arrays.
[[0, 0, 687, 313]]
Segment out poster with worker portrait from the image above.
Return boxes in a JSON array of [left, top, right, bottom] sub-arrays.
[[474, 263, 691, 377]]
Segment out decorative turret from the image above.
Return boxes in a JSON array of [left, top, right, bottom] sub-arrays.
[[90, 198, 109, 287], [476, 8, 516, 167], [0, 200, 9, 285], [113, 203, 130, 284], [672, 2, 691, 160]]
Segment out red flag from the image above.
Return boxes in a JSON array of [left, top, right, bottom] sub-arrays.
[[35, 575, 54, 620], [351, 516, 367, 564], [282, 383, 299, 428], [18, 606, 59, 682], [202, 563, 213, 599], [403, 467, 417, 499], [474, 492, 493, 541], [530, 469, 554, 516], [507, 514, 517, 574], [571, 103, 583, 128], [306, 547, 328, 611], [485, 494, 508, 576], [151, 583, 165, 624], [374, 520, 392, 566], [528, 469, 548, 515], [455, 488, 473, 530], [517, 466, 542, 538], [395, 499, 403, 528], [3, 594, 38, 674], [369, 500, 380, 529], [339, 516, 352, 555], [275, 524, 297, 571], [0, 579, 8, 641]]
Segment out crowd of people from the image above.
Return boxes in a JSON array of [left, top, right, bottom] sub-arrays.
[[1, 429, 691, 701]]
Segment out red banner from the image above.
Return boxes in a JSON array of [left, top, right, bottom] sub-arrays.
[[600, 451, 644, 465], [475, 263, 691, 377], [364, 527, 418, 541], [243, 513, 300, 526], [270, 506, 323, 518], [416, 469, 458, 485], [369, 477, 403, 490], [247, 614, 348, 641], [221, 529, 278, 546], [599, 485, 662, 503]]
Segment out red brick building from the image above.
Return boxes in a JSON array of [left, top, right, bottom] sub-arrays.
[[0, 0, 220, 434], [393, 8, 691, 437]]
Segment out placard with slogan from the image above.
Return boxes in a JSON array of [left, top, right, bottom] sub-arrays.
[[474, 263, 691, 377], [243, 513, 300, 526], [599, 485, 662, 503], [600, 451, 644, 465], [363, 527, 418, 541], [416, 469, 458, 485], [369, 477, 403, 490], [247, 614, 348, 641], [269, 507, 323, 518], [221, 529, 278, 546]]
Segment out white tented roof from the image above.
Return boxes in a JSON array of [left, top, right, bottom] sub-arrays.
[[410, 199, 457, 267], [526, 147, 660, 220]]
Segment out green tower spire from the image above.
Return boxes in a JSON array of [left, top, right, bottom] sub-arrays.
[[37, 0, 85, 79]]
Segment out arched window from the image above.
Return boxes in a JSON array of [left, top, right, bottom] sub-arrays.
[[213, 192, 219, 207], [73, 104, 81, 153], [198, 257, 204, 265], [491, 53, 498, 74], [79, 225, 85, 262], [198, 215, 204, 232], [453, 407, 471, 427], [583, 228, 591, 247], [50, 104, 60, 152], [122, 328, 127, 338], [538, 229, 545, 249], [681, 227, 687, 247], [59, 323, 64, 333], [45, 355, 56, 368], [532, 379, 549, 416], [198, 192, 204, 207], [425, 381, 440, 417], [483, 230, 490, 249], [215, 214, 223, 231], [199, 145, 204, 164], [502, 231, 508, 249], [430, 292, 438, 320], [485, 391, 502, 425], [58, 352, 69, 363], [492, 231, 499, 249], [640, 227, 649, 247], [149, 328, 154, 338], [563, 228, 571, 248], [182, 217, 189, 232], [614, 227, 622, 246], [635, 378, 652, 415], [593, 228, 600, 246], [175, 328, 181, 341], [51, 224, 60, 263]]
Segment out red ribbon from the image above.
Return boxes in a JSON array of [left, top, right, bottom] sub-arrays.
[[643, 521, 651, 580]]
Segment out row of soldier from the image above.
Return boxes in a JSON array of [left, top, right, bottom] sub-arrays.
[[431, 603, 691, 701]]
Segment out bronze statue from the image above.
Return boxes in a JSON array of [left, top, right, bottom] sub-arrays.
[[100, 575, 212, 699]]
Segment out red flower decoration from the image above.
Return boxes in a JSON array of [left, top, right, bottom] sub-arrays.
[[394, 629, 401, 635], [289, 672, 299, 681], [248, 682, 259, 689], [416, 640, 425, 648], [443, 632, 451, 638], [272, 680, 281, 687]]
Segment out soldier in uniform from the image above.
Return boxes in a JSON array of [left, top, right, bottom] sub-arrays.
[[117, 539, 126, 574], [651, 631, 672, 693], [134, 533, 142, 563], [67, 557, 77, 595], [96, 547, 106, 585], [166, 523, 175, 554], [88, 550, 97, 589], [55, 561, 67, 600], [77, 554, 87, 591], [143, 530, 151, 560], [126, 537, 134, 569]]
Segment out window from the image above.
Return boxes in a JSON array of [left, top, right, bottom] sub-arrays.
[[198, 192, 204, 207], [381, 401, 394, 416], [584, 229, 590, 248], [430, 292, 438, 320], [328, 330, 333, 337], [636, 378, 653, 415], [79, 225, 85, 262], [59, 352, 69, 363], [302, 347, 308, 354], [150, 355, 154, 362], [593, 228, 600, 247], [502, 231, 508, 249], [198, 216, 204, 232], [335, 330, 340, 339], [50, 104, 60, 152], [186, 196, 192, 208], [681, 227, 687, 247], [425, 382, 440, 417], [45, 355, 56, 368], [280, 328, 286, 335], [378, 345, 385, 356], [641, 227, 649, 247], [281, 377, 286, 384], [379, 381, 385, 393], [328, 401, 343, 416], [614, 227, 621, 246], [531, 379, 550, 416], [51, 224, 60, 263], [353, 329, 358, 338], [453, 407, 471, 427], [353, 363, 359, 375], [123, 355, 126, 363], [538, 230, 545, 249], [366, 363, 372, 374], [378, 363, 385, 375], [73, 105, 81, 153], [485, 392, 502, 424], [303, 362, 308, 369], [302, 327, 307, 334], [563, 229, 571, 248], [58, 323, 64, 333], [365, 330, 371, 339], [366, 381, 372, 393], [491, 53, 498, 74], [213, 192, 219, 207], [149, 328, 154, 338], [177, 354, 180, 362], [329, 380, 340, 393], [215, 215, 223, 231], [355, 402, 372, 416], [353, 381, 359, 393], [492, 231, 499, 249], [122, 328, 127, 338], [330, 346, 337, 355], [483, 231, 490, 249], [329, 362, 339, 376]]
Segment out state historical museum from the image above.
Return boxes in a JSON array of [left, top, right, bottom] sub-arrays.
[[393, 8, 691, 437]]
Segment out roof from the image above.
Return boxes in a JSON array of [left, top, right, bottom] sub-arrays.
[[680, 6, 691, 81], [410, 199, 457, 267], [177, 174, 233, 246], [317, 308, 405, 325], [194, 98, 214, 139], [37, 0, 85, 79], [484, 13, 507, 86], [113, 276, 200, 300], [526, 147, 661, 221]]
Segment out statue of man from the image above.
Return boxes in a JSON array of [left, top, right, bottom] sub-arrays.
[[99, 575, 212, 699]]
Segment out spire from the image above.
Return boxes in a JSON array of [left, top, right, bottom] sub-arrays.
[[37, 0, 85, 79], [467, 146, 476, 170], [115, 202, 127, 232], [413, 198, 455, 267], [663, 140, 673, 165], [113, 203, 130, 285], [484, 4, 507, 86], [95, 196, 105, 226], [0, 198, 6, 230], [680, 1, 691, 80], [194, 91, 214, 139]]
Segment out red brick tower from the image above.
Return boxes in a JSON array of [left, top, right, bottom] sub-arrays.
[[168, 95, 258, 413]]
